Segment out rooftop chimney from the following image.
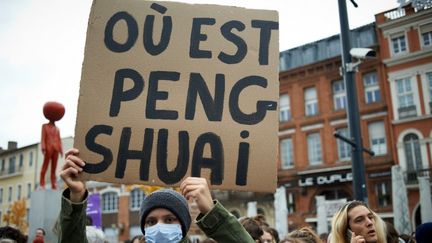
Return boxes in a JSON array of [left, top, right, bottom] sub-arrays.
[[7, 141, 18, 150]]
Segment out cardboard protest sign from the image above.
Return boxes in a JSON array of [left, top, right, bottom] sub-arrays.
[[75, 0, 279, 192]]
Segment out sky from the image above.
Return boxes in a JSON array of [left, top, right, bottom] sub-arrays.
[[0, 0, 400, 149]]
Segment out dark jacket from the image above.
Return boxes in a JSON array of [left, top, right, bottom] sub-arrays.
[[58, 188, 255, 243]]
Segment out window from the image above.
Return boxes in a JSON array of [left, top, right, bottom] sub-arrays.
[[319, 189, 350, 200], [420, 23, 432, 47], [307, 133, 322, 165], [19, 154, 23, 169], [279, 94, 291, 122], [0, 188, 3, 203], [8, 187, 12, 203], [1, 159, 4, 172], [29, 152, 33, 167], [333, 80, 346, 110], [304, 87, 318, 116], [391, 33, 407, 54], [404, 134, 423, 172], [8, 157, 16, 174], [363, 72, 381, 103], [27, 183, 32, 199], [396, 77, 416, 118], [130, 188, 145, 211], [280, 138, 294, 169], [287, 192, 296, 213], [376, 182, 391, 207], [102, 192, 118, 213], [336, 128, 351, 161], [17, 185, 21, 200], [368, 122, 387, 155]]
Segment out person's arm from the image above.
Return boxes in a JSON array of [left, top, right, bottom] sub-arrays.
[[180, 177, 255, 243], [196, 200, 256, 243], [58, 188, 89, 243], [58, 148, 88, 243]]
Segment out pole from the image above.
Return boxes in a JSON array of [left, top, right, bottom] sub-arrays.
[[337, 0, 368, 202]]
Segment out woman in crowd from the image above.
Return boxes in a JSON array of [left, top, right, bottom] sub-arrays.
[[330, 200, 387, 243]]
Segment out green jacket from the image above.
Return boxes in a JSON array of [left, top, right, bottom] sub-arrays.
[[58, 188, 254, 243]]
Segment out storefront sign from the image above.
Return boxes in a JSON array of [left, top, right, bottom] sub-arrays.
[[299, 172, 352, 187]]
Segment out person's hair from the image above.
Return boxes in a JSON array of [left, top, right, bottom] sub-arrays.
[[253, 214, 269, 227], [330, 201, 387, 243], [280, 237, 304, 243], [319, 232, 329, 242], [240, 217, 264, 241], [0, 226, 28, 243], [36, 228, 46, 236], [385, 221, 400, 243], [287, 227, 321, 243], [265, 226, 279, 243]]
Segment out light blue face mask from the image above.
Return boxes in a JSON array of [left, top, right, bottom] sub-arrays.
[[144, 223, 183, 243]]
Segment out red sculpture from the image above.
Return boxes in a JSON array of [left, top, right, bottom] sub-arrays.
[[40, 101, 65, 190]]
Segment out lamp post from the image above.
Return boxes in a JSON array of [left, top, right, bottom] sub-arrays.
[[337, 0, 368, 202]]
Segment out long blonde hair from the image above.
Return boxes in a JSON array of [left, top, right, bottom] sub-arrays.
[[330, 201, 387, 243]]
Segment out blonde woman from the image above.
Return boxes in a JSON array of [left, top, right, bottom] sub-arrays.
[[330, 201, 387, 243]]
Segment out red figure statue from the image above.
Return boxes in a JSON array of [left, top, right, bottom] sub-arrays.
[[40, 101, 65, 190]]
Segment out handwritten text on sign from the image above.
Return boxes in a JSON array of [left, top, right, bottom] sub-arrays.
[[75, 0, 279, 192]]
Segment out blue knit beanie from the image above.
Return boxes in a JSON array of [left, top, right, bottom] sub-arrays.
[[139, 189, 191, 237]]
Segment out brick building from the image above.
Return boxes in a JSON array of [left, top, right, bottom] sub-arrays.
[[278, 23, 395, 228], [375, 3, 432, 227]]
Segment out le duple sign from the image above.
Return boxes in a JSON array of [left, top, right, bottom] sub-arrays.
[[75, 0, 279, 192]]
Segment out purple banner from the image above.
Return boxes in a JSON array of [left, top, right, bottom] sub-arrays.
[[86, 193, 102, 228]]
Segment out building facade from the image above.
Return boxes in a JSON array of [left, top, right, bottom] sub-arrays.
[[278, 23, 395, 229], [0, 137, 73, 229], [375, 3, 432, 228]]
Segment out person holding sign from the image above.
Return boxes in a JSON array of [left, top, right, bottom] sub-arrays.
[[58, 148, 255, 243]]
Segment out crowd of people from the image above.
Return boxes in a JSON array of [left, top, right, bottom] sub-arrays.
[[0, 148, 431, 242]]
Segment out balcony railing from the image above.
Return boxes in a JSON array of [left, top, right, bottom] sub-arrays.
[[405, 168, 431, 185], [384, 7, 406, 21], [0, 166, 24, 178], [378, 2, 432, 24], [398, 105, 417, 119]]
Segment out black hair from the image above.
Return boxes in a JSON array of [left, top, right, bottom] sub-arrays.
[[36, 227, 46, 236], [0, 226, 28, 243]]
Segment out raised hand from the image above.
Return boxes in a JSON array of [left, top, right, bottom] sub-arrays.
[[60, 148, 86, 202], [180, 177, 214, 214]]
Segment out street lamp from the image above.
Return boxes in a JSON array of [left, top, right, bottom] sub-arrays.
[[336, 0, 376, 203]]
